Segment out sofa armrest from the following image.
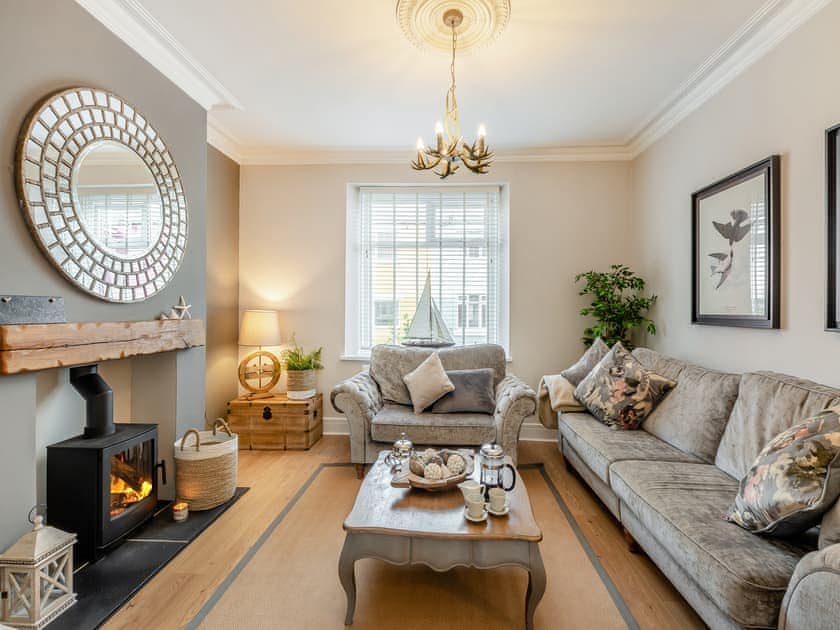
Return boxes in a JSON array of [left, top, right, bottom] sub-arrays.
[[494, 375, 537, 466], [331, 371, 383, 464], [778, 544, 840, 630]]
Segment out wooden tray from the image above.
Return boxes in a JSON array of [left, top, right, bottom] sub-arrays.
[[390, 449, 475, 492]]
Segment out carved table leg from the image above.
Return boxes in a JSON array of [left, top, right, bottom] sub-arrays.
[[338, 534, 358, 624], [525, 542, 546, 630]]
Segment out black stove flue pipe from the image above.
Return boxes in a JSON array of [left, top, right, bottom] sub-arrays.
[[70, 364, 116, 438]]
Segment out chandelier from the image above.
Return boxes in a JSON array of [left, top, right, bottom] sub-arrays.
[[411, 9, 493, 179]]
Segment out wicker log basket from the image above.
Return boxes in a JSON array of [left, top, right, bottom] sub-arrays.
[[174, 418, 238, 510]]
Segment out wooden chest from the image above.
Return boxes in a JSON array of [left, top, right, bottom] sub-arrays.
[[226, 393, 323, 450]]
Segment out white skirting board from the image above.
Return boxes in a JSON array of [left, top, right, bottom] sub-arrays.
[[322, 417, 557, 442]]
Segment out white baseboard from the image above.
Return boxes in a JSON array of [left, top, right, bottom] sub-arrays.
[[323, 416, 557, 442]]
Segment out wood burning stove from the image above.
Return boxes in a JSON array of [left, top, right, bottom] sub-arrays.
[[46, 365, 166, 563]]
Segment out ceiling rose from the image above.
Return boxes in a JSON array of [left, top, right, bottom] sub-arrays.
[[396, 0, 511, 53]]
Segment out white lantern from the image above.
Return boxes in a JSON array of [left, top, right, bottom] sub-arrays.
[[0, 516, 76, 629]]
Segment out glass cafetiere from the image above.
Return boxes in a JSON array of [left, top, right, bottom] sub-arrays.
[[479, 443, 516, 498]]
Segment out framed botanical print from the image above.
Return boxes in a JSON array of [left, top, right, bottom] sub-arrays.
[[691, 155, 780, 328], [827, 124, 840, 331]]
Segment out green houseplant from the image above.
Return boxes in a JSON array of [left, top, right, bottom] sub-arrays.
[[574, 264, 657, 349], [282, 336, 323, 400]]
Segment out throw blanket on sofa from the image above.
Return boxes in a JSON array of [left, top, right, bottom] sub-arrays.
[[538, 374, 585, 429]]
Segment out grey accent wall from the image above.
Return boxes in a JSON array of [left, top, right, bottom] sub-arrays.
[[631, 0, 840, 386], [206, 146, 240, 421], [0, 0, 207, 549]]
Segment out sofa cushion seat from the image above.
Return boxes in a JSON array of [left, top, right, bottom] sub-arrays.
[[558, 412, 704, 484], [610, 460, 814, 628], [370, 404, 496, 445]]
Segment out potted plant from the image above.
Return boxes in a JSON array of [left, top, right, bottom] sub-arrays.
[[575, 264, 657, 349], [282, 336, 324, 400]]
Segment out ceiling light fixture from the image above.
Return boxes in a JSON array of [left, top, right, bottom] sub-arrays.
[[411, 8, 493, 179]]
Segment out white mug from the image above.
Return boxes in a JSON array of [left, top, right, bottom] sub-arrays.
[[458, 480, 485, 503], [488, 487, 507, 512], [466, 493, 486, 519]]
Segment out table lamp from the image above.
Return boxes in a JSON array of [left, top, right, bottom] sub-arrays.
[[238, 309, 282, 399]]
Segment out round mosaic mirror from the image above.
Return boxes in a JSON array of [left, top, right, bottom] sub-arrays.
[[16, 87, 188, 303]]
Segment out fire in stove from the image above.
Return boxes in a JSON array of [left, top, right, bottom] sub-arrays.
[[110, 453, 153, 518], [110, 475, 153, 518]]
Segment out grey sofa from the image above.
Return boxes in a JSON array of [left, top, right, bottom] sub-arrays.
[[331, 344, 536, 477], [544, 347, 840, 630]]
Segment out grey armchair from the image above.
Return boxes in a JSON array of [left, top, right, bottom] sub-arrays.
[[331, 344, 536, 478]]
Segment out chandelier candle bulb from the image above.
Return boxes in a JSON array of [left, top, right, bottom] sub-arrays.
[[478, 124, 486, 153], [435, 121, 444, 152]]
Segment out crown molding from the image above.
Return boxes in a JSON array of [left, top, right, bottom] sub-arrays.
[[207, 116, 244, 163], [625, 0, 832, 157], [234, 144, 634, 166], [76, 0, 242, 111]]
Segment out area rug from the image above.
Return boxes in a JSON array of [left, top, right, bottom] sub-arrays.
[[188, 465, 638, 629], [51, 488, 248, 630]]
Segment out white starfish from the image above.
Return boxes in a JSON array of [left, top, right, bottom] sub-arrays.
[[173, 296, 192, 320]]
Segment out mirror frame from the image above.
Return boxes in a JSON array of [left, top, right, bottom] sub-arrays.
[[15, 87, 188, 303]]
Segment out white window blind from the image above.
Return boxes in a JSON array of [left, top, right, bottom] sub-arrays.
[[76, 185, 162, 259], [345, 185, 508, 358]]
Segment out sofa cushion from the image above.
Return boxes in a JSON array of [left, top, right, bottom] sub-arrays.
[[574, 342, 676, 430], [558, 412, 704, 484], [402, 352, 455, 414], [631, 347, 689, 381], [726, 407, 840, 536], [819, 498, 840, 549], [370, 403, 496, 445], [369, 344, 506, 406], [431, 368, 496, 414], [610, 460, 813, 628], [715, 372, 840, 479], [560, 337, 609, 385]]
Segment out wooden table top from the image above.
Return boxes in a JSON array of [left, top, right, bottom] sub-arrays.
[[343, 452, 542, 542]]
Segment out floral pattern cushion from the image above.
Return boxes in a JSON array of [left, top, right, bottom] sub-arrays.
[[573, 342, 676, 430], [726, 407, 840, 536]]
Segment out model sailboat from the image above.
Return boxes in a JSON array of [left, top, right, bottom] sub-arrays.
[[402, 271, 455, 347]]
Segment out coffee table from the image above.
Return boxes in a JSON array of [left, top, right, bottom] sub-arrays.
[[339, 451, 545, 629]]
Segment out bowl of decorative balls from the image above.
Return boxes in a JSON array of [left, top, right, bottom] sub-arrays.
[[390, 448, 475, 491]]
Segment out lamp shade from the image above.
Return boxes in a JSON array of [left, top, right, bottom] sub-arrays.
[[239, 310, 281, 347]]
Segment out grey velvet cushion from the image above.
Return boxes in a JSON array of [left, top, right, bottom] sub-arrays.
[[370, 403, 496, 445], [558, 412, 703, 484], [574, 342, 676, 430], [726, 408, 840, 536], [431, 368, 496, 414], [560, 337, 609, 385], [779, 544, 840, 630], [369, 344, 506, 406], [610, 460, 813, 628], [715, 371, 840, 479], [632, 349, 740, 463]]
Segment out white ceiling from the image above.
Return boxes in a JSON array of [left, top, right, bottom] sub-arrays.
[[78, 0, 830, 161]]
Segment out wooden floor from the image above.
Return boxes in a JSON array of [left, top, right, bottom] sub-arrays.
[[104, 437, 704, 629]]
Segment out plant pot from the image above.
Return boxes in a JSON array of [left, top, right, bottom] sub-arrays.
[[286, 369, 316, 400]]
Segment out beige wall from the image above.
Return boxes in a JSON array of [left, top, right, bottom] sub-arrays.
[[239, 162, 634, 422], [206, 146, 240, 420], [631, 0, 840, 385]]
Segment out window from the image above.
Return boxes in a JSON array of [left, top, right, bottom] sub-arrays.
[[76, 185, 162, 258], [345, 185, 508, 358], [374, 300, 396, 327]]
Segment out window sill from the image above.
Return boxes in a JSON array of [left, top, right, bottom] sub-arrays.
[[341, 352, 512, 363]]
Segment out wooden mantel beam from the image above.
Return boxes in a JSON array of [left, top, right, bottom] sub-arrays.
[[0, 319, 205, 375]]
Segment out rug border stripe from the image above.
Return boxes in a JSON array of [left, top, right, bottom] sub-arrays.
[[187, 462, 639, 630], [523, 463, 639, 630], [186, 462, 352, 629]]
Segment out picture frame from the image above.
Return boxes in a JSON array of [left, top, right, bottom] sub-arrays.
[[691, 155, 780, 328], [827, 124, 840, 331]]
